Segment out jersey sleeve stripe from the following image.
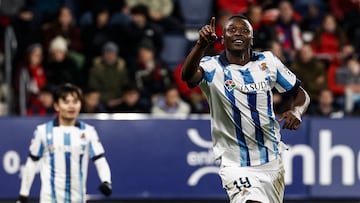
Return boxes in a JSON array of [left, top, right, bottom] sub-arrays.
[[276, 70, 294, 91]]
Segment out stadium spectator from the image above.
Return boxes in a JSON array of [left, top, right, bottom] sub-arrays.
[[126, 0, 183, 33], [25, 0, 64, 24], [81, 8, 116, 84], [268, 40, 292, 66], [328, 0, 359, 22], [26, 86, 55, 116], [297, 1, 325, 35], [44, 36, 82, 88], [17, 83, 112, 203], [246, 4, 277, 50], [311, 14, 347, 65], [12, 7, 42, 66], [14, 43, 47, 114], [134, 39, 171, 99], [291, 43, 328, 105], [308, 88, 343, 118], [173, 62, 209, 113], [342, 1, 360, 54], [114, 85, 151, 113], [151, 85, 191, 116], [15, 43, 46, 94], [42, 6, 83, 53], [119, 4, 164, 59], [274, 0, 303, 58], [88, 41, 130, 111], [327, 44, 357, 107], [216, 0, 257, 15], [334, 56, 360, 114], [80, 87, 106, 113]]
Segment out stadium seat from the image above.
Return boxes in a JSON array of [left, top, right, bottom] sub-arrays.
[[160, 34, 189, 70], [178, 0, 213, 29], [178, 0, 213, 40]]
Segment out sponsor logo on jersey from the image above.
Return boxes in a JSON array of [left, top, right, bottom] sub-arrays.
[[238, 81, 270, 93]]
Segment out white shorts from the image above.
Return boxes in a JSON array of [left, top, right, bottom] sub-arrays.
[[219, 158, 285, 203]]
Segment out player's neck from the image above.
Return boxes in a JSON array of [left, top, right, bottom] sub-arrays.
[[58, 117, 77, 126], [226, 49, 251, 66]]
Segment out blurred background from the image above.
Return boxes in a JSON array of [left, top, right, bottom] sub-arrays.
[[0, 0, 360, 202]]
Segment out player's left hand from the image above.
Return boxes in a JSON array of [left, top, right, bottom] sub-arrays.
[[99, 182, 112, 196], [278, 110, 301, 130]]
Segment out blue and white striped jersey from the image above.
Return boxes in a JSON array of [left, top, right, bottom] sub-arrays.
[[28, 119, 105, 203], [198, 51, 297, 167]]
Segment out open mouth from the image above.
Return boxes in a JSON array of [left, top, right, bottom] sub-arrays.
[[233, 39, 244, 45]]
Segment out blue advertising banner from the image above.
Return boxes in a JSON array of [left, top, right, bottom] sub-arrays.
[[0, 115, 359, 200], [309, 118, 360, 198]]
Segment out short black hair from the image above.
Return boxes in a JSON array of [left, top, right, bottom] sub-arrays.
[[228, 15, 250, 22], [54, 83, 83, 103]]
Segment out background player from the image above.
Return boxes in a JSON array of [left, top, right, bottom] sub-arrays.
[[17, 83, 112, 203], [181, 16, 310, 203]]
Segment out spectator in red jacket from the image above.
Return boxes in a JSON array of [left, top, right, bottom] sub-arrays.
[[311, 14, 347, 65], [173, 62, 209, 113]]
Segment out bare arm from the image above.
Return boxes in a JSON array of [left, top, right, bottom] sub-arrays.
[[279, 87, 310, 130], [181, 17, 217, 84]]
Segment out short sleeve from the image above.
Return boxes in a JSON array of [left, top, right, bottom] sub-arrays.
[[88, 126, 105, 158], [198, 56, 217, 84], [29, 128, 45, 158], [272, 54, 297, 93]]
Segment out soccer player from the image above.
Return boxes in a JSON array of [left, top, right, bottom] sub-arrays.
[[181, 16, 310, 203], [17, 83, 112, 203]]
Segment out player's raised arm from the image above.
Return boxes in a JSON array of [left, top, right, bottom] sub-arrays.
[[181, 17, 217, 84]]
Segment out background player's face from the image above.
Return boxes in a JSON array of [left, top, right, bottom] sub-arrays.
[[222, 18, 253, 52], [54, 93, 81, 122]]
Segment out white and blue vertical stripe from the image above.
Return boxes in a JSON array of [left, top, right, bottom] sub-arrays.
[[198, 51, 296, 166]]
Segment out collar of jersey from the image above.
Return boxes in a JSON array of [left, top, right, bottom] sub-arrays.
[[53, 117, 82, 128], [219, 49, 260, 67]]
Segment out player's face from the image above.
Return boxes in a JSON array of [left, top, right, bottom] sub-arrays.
[[54, 93, 81, 123], [222, 18, 253, 52]]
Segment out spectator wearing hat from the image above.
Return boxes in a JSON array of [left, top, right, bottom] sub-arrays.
[[44, 36, 81, 88], [88, 41, 130, 111]]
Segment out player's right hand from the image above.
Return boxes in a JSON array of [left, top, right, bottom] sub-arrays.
[[197, 17, 217, 48], [16, 195, 28, 203]]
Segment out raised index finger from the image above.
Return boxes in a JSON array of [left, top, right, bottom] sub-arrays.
[[210, 17, 216, 33]]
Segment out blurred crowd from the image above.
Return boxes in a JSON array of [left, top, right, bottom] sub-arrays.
[[0, 0, 359, 118]]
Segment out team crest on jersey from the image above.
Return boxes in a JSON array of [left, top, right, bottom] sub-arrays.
[[81, 133, 86, 139], [224, 80, 236, 91], [260, 63, 268, 71]]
